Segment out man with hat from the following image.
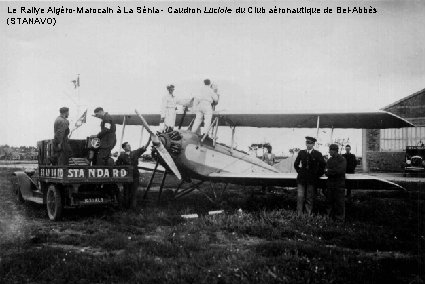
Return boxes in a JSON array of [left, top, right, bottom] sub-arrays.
[[192, 79, 219, 135], [116, 142, 147, 209], [262, 145, 276, 166], [342, 144, 357, 174], [93, 107, 116, 165], [325, 143, 347, 222], [341, 144, 357, 202], [53, 107, 72, 165], [160, 84, 177, 132], [294, 136, 326, 216]]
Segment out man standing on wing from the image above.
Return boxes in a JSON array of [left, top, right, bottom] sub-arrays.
[[53, 107, 72, 165], [160, 84, 177, 132], [192, 79, 219, 135], [93, 107, 116, 165], [294, 136, 326, 216]]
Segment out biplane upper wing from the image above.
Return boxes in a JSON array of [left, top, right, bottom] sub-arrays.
[[207, 172, 405, 190], [110, 111, 413, 129]]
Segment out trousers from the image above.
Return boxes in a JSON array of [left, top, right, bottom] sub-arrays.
[[325, 187, 345, 221], [192, 101, 213, 134], [97, 148, 112, 165], [123, 173, 139, 209], [297, 182, 316, 216], [52, 143, 72, 166]]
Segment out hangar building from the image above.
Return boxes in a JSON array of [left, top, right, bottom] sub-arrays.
[[363, 89, 425, 172]]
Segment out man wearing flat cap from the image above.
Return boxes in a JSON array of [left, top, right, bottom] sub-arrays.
[[325, 144, 347, 222], [294, 136, 326, 216], [52, 107, 72, 165], [93, 107, 116, 165]]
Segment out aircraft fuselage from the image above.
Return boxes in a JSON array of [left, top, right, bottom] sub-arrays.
[[158, 130, 279, 181]]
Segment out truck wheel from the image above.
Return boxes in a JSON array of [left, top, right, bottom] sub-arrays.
[[46, 185, 63, 221]]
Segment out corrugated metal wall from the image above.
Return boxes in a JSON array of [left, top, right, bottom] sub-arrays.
[[380, 127, 425, 151]]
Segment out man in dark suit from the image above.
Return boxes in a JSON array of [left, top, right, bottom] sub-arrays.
[[116, 142, 147, 209], [52, 107, 72, 165], [325, 144, 347, 222], [93, 107, 116, 165], [341, 144, 357, 202], [294, 136, 326, 216], [342, 145, 357, 174]]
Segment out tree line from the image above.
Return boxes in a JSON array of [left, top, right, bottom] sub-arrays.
[[0, 145, 38, 160]]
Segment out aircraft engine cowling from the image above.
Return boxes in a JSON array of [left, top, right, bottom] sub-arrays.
[[158, 131, 182, 157], [150, 130, 183, 175], [157, 130, 183, 156]]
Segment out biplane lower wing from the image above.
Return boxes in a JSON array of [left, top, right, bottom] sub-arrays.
[[207, 172, 405, 190]]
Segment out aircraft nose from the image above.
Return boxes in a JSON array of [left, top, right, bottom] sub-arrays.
[[157, 131, 183, 156]]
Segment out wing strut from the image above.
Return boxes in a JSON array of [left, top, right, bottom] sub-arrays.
[[316, 115, 320, 139], [178, 106, 188, 129], [213, 118, 219, 147], [119, 115, 127, 153], [230, 126, 236, 153], [202, 117, 219, 143]]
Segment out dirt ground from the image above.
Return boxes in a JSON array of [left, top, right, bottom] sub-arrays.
[[0, 167, 424, 283]]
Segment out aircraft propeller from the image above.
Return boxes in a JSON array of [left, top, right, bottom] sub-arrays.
[[135, 109, 182, 180]]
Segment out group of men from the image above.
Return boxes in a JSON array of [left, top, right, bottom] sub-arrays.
[[294, 136, 357, 222], [53, 81, 356, 218], [52, 78, 219, 209], [53, 77, 220, 166], [53, 107, 122, 166], [160, 78, 219, 134], [53, 106, 146, 209]]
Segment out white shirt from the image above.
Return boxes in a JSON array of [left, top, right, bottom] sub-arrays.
[[196, 85, 218, 105], [161, 93, 176, 118]]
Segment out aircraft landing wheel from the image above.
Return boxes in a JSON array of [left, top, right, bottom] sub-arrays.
[[46, 184, 63, 221]]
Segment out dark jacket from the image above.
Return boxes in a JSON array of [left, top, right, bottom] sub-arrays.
[[342, 153, 357, 173], [294, 149, 326, 184], [326, 154, 347, 188], [53, 116, 71, 152], [116, 147, 146, 176], [97, 112, 116, 149]]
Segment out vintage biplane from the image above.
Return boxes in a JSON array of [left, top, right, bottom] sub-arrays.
[[108, 110, 413, 199]]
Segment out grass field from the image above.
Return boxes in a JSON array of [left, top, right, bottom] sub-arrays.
[[0, 168, 424, 283]]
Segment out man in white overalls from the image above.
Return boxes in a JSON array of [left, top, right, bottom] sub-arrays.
[[192, 79, 219, 135], [160, 84, 177, 132]]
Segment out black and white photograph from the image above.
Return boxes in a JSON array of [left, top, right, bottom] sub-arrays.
[[0, 0, 424, 283]]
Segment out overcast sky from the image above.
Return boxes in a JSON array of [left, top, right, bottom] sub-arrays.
[[0, 1, 424, 155]]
